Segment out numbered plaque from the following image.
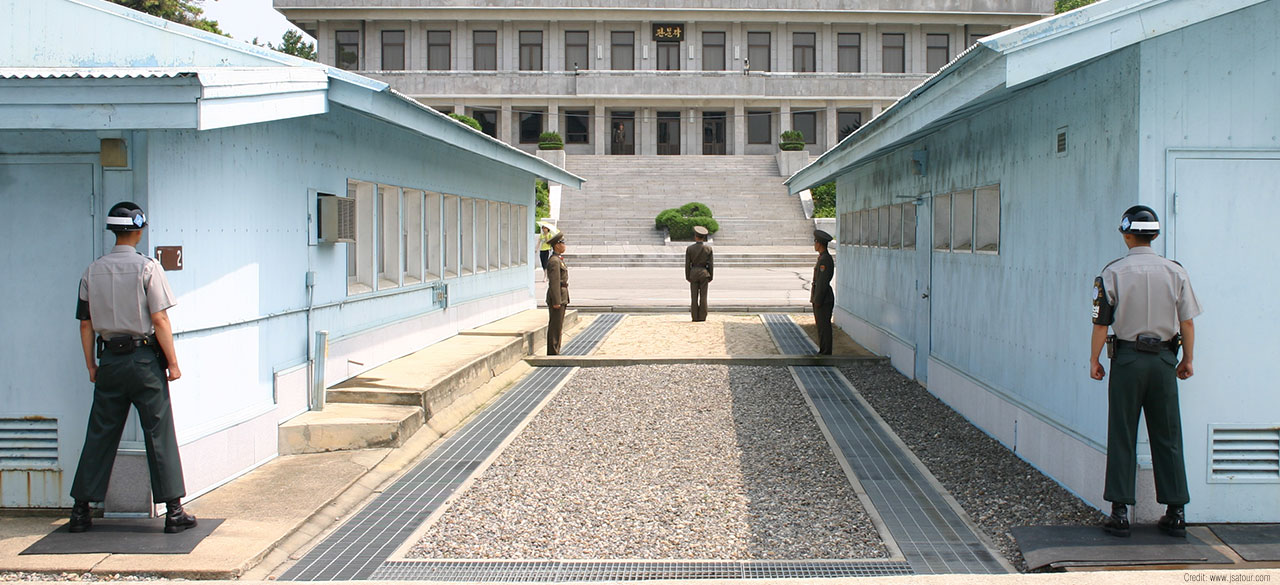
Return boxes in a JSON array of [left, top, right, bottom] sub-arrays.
[[155, 246, 183, 271]]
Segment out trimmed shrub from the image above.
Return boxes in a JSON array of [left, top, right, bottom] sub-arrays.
[[656, 203, 718, 240], [811, 181, 836, 218], [449, 112, 482, 131], [779, 130, 806, 151], [538, 131, 564, 150]]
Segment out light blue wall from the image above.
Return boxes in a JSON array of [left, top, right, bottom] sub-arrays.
[[836, 47, 1142, 447], [144, 104, 536, 436]]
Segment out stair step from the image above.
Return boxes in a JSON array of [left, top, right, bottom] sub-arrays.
[[278, 403, 424, 455]]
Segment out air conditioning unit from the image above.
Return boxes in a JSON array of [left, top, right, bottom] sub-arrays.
[[317, 193, 355, 243]]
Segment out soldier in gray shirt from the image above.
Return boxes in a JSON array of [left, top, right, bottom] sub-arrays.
[[70, 202, 195, 534], [1090, 205, 1201, 538]]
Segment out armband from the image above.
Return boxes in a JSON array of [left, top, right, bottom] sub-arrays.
[[1092, 276, 1114, 326]]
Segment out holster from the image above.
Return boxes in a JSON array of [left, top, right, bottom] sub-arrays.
[[1106, 334, 1115, 359]]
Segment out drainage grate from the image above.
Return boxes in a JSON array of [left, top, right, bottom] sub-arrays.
[[371, 560, 914, 582], [793, 364, 1007, 574], [762, 313, 818, 354], [282, 314, 624, 581]]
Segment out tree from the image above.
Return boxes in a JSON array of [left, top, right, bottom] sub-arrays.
[[270, 30, 317, 61], [1055, 0, 1101, 13], [108, 0, 224, 35]]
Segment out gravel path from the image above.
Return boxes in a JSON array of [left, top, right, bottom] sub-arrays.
[[839, 362, 1104, 571], [592, 314, 779, 357], [410, 365, 887, 560], [0, 574, 166, 582]]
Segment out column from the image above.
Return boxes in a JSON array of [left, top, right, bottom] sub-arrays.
[[910, 24, 923, 74], [412, 21, 427, 70], [363, 20, 377, 70], [459, 21, 470, 71], [780, 101, 792, 133], [548, 21, 561, 72], [639, 107, 653, 155], [500, 101, 513, 145], [871, 101, 883, 118], [824, 102, 838, 151], [594, 102, 607, 155], [733, 100, 746, 155], [548, 101, 561, 138], [317, 21, 333, 66], [821, 23, 834, 73], [868, 23, 880, 73], [502, 21, 515, 71]]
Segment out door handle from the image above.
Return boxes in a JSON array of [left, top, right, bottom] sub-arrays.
[[921, 293, 929, 299]]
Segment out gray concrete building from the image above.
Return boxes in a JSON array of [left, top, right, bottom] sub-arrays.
[[275, 1, 1053, 157]]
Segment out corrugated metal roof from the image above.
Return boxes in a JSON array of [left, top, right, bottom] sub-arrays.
[[0, 68, 196, 79]]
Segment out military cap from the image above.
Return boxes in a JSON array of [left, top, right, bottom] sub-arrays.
[[548, 232, 565, 246], [693, 225, 709, 236], [813, 229, 833, 244]]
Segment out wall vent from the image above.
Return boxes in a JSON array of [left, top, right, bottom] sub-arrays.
[[1055, 126, 1068, 156], [0, 418, 59, 470], [1208, 425, 1280, 483], [317, 193, 356, 243]]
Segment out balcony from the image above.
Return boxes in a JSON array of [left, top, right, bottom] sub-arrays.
[[356, 69, 930, 101]]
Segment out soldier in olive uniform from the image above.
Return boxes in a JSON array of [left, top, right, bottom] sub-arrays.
[[71, 202, 196, 534], [1090, 205, 1201, 538], [685, 225, 714, 322], [811, 230, 835, 355], [545, 233, 569, 355]]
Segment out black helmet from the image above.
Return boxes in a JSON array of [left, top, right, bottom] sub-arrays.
[[106, 201, 147, 232], [1118, 205, 1159, 235]]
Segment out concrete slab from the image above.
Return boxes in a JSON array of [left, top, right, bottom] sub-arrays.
[[278, 403, 424, 455], [526, 355, 886, 367], [460, 308, 579, 355]]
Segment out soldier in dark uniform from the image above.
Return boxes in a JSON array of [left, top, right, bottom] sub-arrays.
[[811, 230, 835, 355], [685, 225, 714, 322], [545, 232, 568, 355], [71, 202, 197, 534], [1090, 205, 1201, 538]]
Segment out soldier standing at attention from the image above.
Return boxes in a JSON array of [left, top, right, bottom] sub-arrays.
[[685, 225, 714, 322], [70, 202, 196, 534], [811, 230, 835, 355], [545, 232, 568, 355], [1090, 205, 1201, 538]]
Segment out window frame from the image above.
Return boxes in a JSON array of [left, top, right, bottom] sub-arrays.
[[656, 40, 680, 71], [747, 31, 771, 72], [610, 31, 635, 71], [792, 32, 816, 73], [974, 184, 1001, 254], [473, 30, 498, 71], [519, 111, 545, 144], [702, 31, 726, 71], [565, 30, 589, 71], [336, 29, 360, 70], [933, 193, 951, 252], [565, 110, 590, 144], [951, 189, 974, 253], [427, 30, 451, 71], [519, 30, 543, 71], [882, 33, 906, 73], [792, 111, 817, 144], [381, 30, 406, 71], [746, 110, 772, 145], [926, 33, 950, 73], [837, 32, 861, 73]]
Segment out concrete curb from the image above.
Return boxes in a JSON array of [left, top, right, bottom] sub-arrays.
[[526, 355, 886, 367]]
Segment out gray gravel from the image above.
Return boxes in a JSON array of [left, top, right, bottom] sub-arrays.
[[839, 362, 1104, 571], [0, 574, 167, 581], [410, 364, 887, 560]]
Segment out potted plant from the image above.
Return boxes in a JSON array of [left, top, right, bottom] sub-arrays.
[[538, 131, 564, 150], [779, 130, 806, 151]]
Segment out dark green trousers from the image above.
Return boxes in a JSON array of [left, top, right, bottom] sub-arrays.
[[1104, 346, 1188, 506], [547, 305, 565, 355], [813, 300, 834, 355], [690, 278, 709, 322], [71, 348, 186, 503]]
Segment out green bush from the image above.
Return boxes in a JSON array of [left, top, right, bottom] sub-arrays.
[[779, 130, 804, 143], [656, 203, 718, 240], [449, 112, 482, 131], [811, 181, 836, 218], [535, 180, 550, 220], [538, 131, 564, 150]]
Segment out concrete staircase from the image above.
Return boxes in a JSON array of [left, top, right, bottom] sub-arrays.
[[278, 309, 577, 455], [557, 155, 813, 247]]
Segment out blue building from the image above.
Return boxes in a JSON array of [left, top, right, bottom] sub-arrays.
[[0, 0, 580, 509], [789, 0, 1279, 523]]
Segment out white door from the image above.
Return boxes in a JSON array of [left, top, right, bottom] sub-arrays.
[[1171, 154, 1280, 522], [0, 158, 98, 507]]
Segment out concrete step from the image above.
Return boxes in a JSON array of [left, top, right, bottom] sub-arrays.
[[460, 308, 579, 355], [278, 403, 424, 455], [564, 253, 816, 267]]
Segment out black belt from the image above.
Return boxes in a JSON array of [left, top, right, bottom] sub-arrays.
[[96, 335, 157, 356], [1115, 337, 1180, 353]]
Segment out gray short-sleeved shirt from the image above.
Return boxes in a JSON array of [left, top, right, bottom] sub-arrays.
[[1099, 246, 1202, 342], [76, 245, 177, 338]]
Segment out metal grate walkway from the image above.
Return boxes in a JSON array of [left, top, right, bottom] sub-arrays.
[[762, 314, 1008, 574], [282, 314, 624, 581], [371, 559, 914, 581]]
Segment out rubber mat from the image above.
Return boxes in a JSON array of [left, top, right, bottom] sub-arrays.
[[1011, 525, 1232, 570], [22, 518, 224, 555], [1209, 524, 1280, 561]]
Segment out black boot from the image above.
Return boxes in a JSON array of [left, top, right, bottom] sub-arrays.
[[68, 500, 92, 533], [1158, 505, 1186, 538], [1103, 502, 1130, 537], [164, 499, 197, 534]]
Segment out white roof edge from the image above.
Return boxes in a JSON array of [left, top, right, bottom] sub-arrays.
[[787, 0, 1269, 191]]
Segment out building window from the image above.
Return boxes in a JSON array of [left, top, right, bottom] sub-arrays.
[[926, 33, 950, 73], [488, 200, 501, 270], [951, 189, 973, 252], [460, 198, 474, 275], [427, 30, 451, 70], [657, 41, 680, 71], [837, 111, 862, 141], [475, 201, 488, 273], [347, 180, 373, 294], [837, 33, 861, 73], [792, 32, 815, 73], [336, 30, 360, 70], [378, 185, 402, 288], [878, 207, 890, 249], [747, 110, 771, 144], [861, 210, 875, 247], [702, 31, 726, 70], [565, 31, 589, 70], [519, 111, 544, 144], [747, 32, 770, 72], [381, 30, 405, 70], [902, 203, 917, 249], [471, 109, 497, 138], [933, 193, 950, 251], [565, 110, 590, 144], [425, 191, 442, 280], [518, 205, 529, 265], [882, 33, 905, 73], [519, 30, 543, 71], [888, 204, 902, 249], [443, 195, 459, 277], [404, 189, 424, 286], [792, 111, 817, 144], [975, 185, 1000, 253], [611, 31, 634, 70], [474, 30, 497, 71]]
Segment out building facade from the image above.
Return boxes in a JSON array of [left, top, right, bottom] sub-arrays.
[[789, 0, 1280, 523], [1, 0, 578, 510], [275, 1, 1053, 156]]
